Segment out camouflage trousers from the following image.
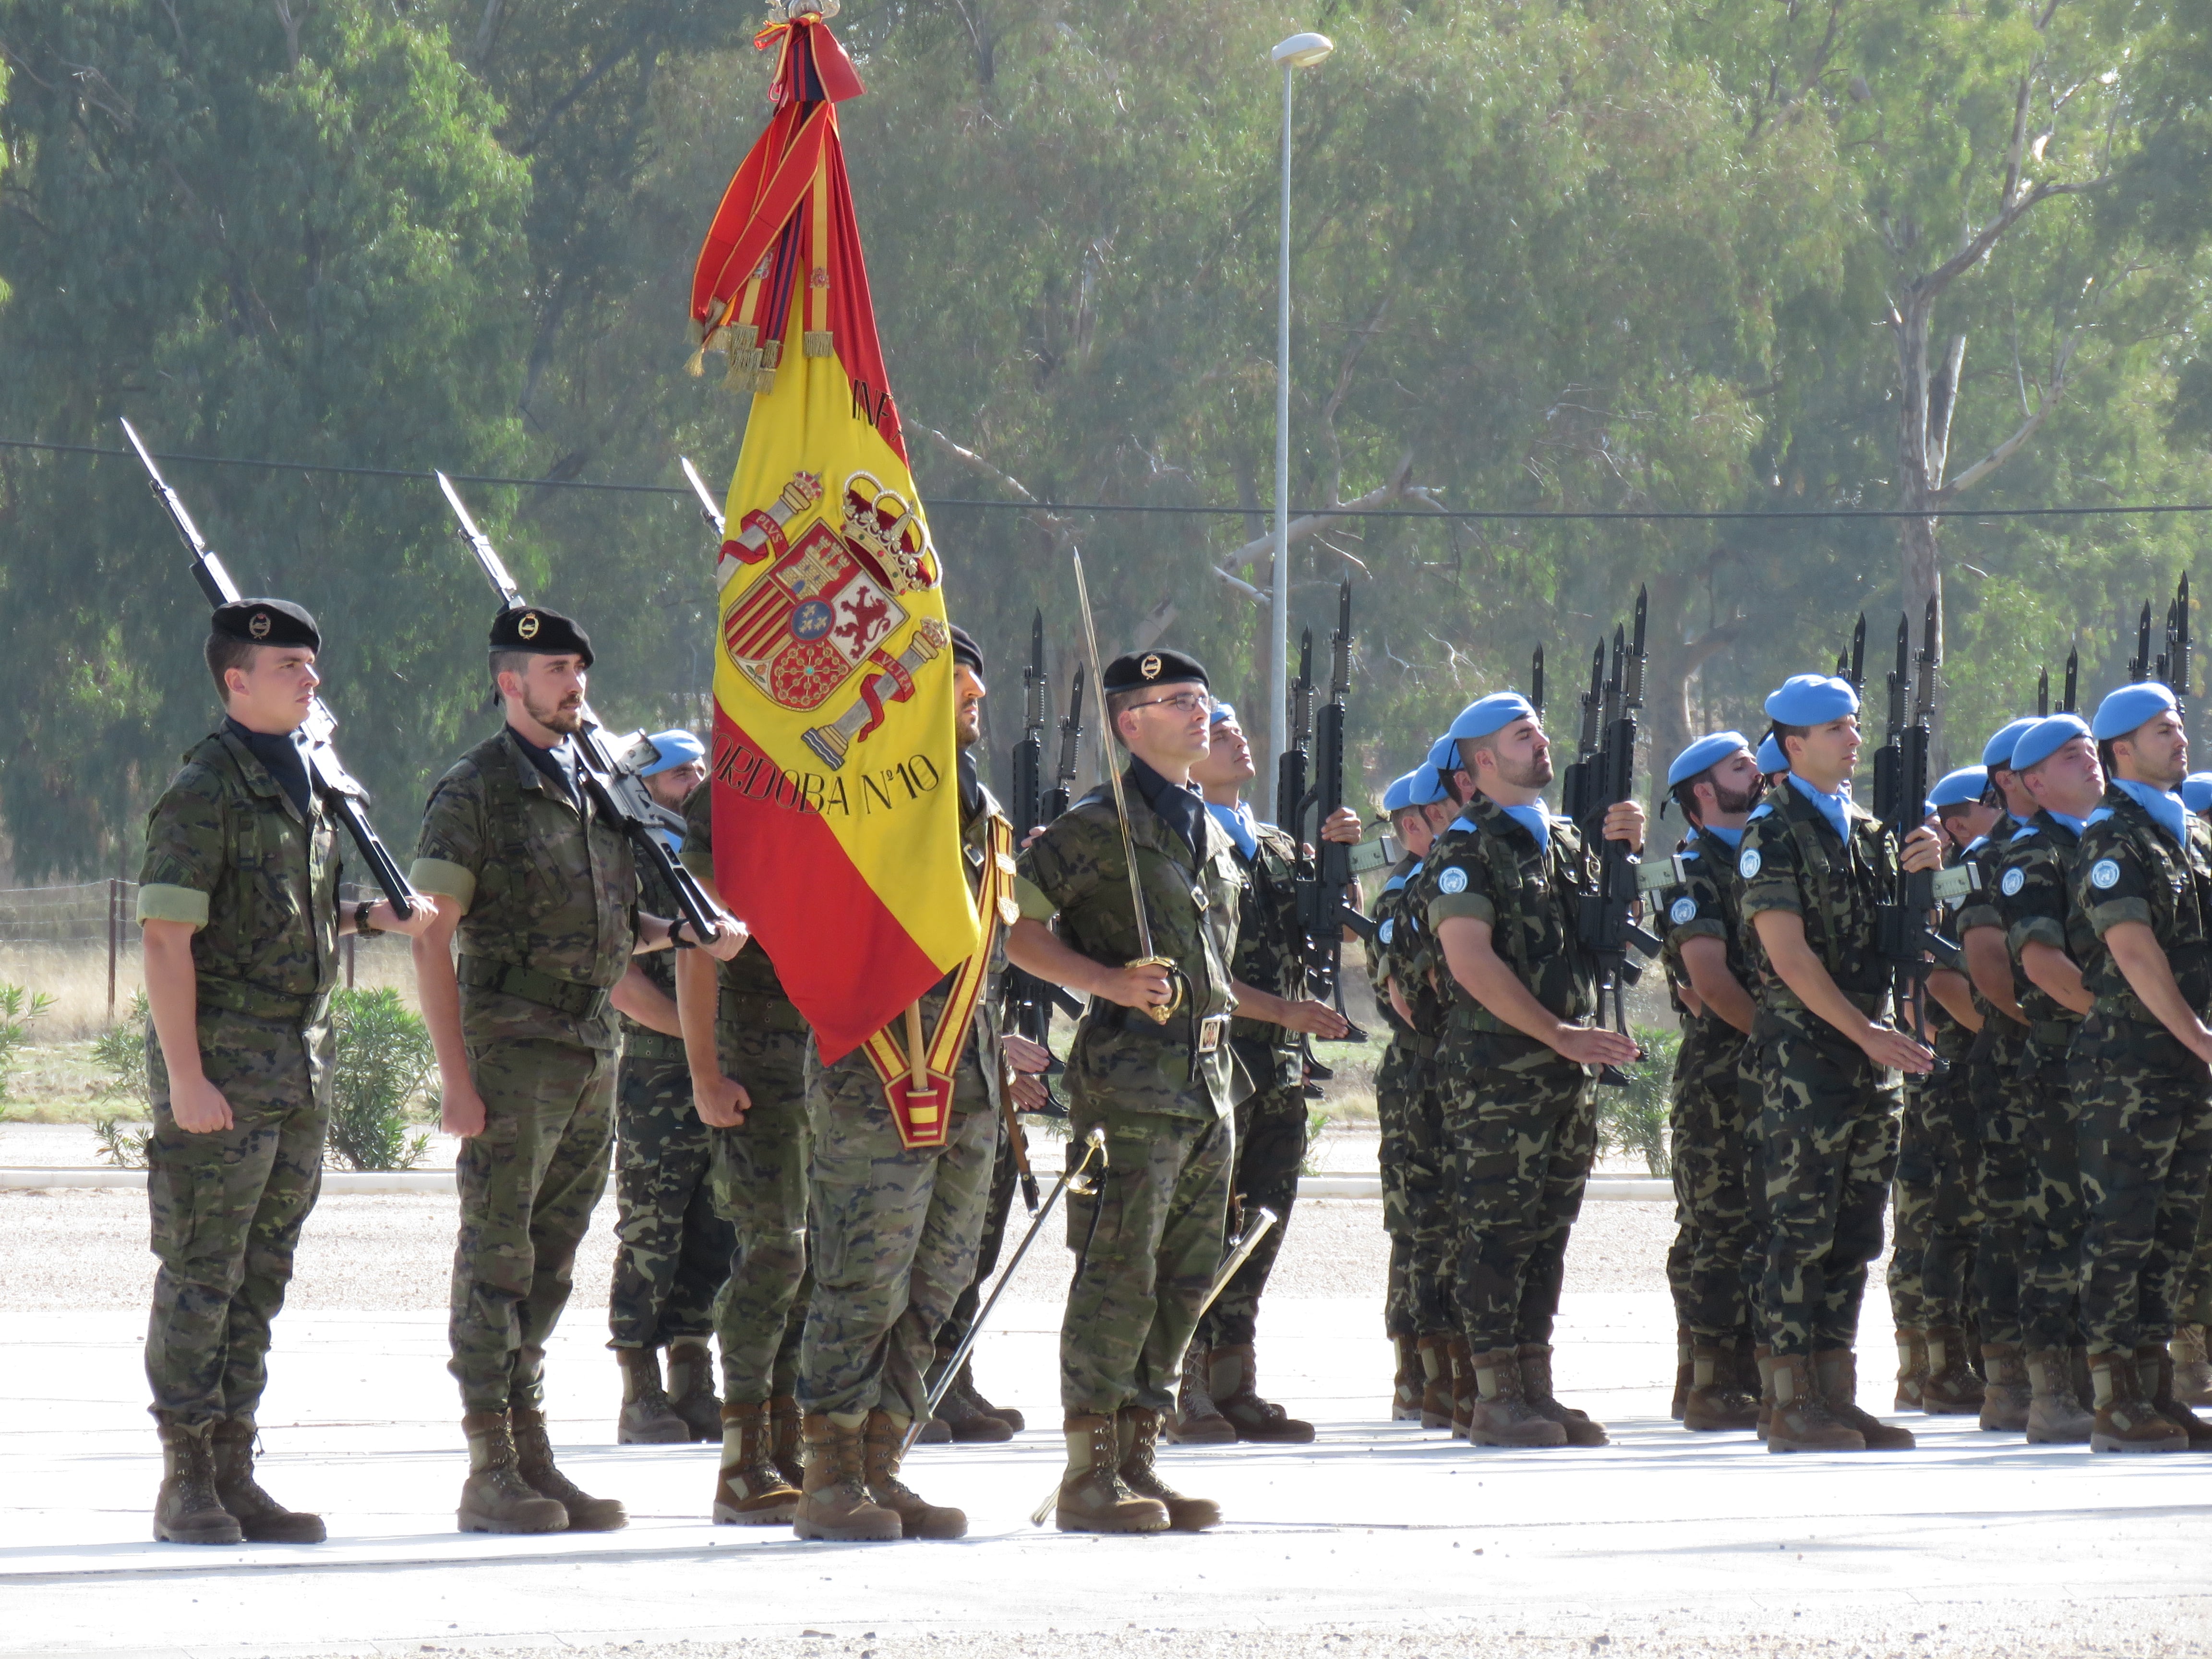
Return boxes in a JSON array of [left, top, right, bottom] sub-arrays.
[[1754, 1006, 1900, 1359], [2179, 1183, 2212, 1329], [1889, 1055, 1978, 1332], [935, 1110, 1016, 1363], [1377, 1035, 1454, 1339], [2008, 1046, 2088, 1350], [606, 1039, 731, 1350], [1438, 1029, 1598, 1355], [449, 1037, 614, 1415], [1060, 1104, 1234, 1416], [1664, 1017, 1758, 1345], [709, 1016, 814, 1403], [2068, 1015, 2212, 1356], [1197, 1055, 1306, 1351], [1967, 1025, 2032, 1349], [797, 1035, 994, 1419], [144, 1008, 330, 1426]]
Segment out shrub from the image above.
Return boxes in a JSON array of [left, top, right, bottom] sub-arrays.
[[1597, 1024, 1680, 1177], [93, 991, 151, 1108], [326, 986, 435, 1172], [1299, 1105, 1333, 1177], [0, 982, 55, 1105]]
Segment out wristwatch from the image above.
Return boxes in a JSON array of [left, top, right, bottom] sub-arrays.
[[354, 899, 379, 936]]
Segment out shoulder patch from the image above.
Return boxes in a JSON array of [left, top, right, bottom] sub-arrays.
[[2009, 826, 2038, 842], [1999, 866, 2026, 897], [1437, 866, 1469, 896], [1738, 847, 1762, 878], [2090, 858, 2122, 890], [1378, 917, 1395, 945], [1669, 896, 1698, 926]]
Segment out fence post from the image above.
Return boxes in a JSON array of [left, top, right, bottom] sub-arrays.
[[345, 924, 356, 989], [107, 877, 120, 1021]]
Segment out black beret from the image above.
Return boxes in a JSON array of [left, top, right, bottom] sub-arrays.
[[211, 597, 319, 651], [489, 604, 593, 666], [1102, 647, 1208, 695], [948, 625, 984, 676]]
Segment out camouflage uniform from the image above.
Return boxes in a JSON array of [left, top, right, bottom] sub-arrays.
[[1017, 768, 1241, 1416], [679, 783, 814, 1404], [2067, 788, 2212, 1356], [138, 728, 340, 1427], [1423, 796, 1600, 1355], [1958, 840, 2033, 1350], [1890, 974, 1976, 1335], [606, 853, 731, 1352], [1368, 857, 1453, 1338], [795, 777, 1009, 1420], [412, 729, 639, 1415], [1736, 781, 1901, 1359]]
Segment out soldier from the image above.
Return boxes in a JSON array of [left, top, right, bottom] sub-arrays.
[[409, 604, 745, 1534], [1738, 673, 1942, 1455], [1007, 648, 1347, 1533], [1653, 731, 1765, 1434], [2178, 772, 2212, 1405], [139, 598, 441, 1545], [2066, 682, 2212, 1450], [784, 625, 1015, 1544], [1424, 691, 1645, 1450]]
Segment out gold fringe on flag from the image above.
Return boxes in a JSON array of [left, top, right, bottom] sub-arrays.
[[804, 329, 834, 357]]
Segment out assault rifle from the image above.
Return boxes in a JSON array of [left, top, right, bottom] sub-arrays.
[[2036, 646, 2080, 718], [1558, 640, 1606, 824], [120, 419, 418, 918], [436, 473, 724, 945], [2130, 602, 2153, 683], [1276, 630, 1314, 827], [1044, 660, 1085, 824], [1001, 614, 1075, 1126], [1872, 598, 1961, 1065], [1575, 588, 1662, 1087], [1293, 583, 1374, 1043], [1530, 646, 1546, 718]]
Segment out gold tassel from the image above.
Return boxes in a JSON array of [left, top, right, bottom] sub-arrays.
[[685, 345, 707, 377], [751, 367, 778, 395], [759, 339, 782, 370], [804, 329, 834, 358]]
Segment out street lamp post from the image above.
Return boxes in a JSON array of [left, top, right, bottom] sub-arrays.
[[1268, 31, 1334, 821]]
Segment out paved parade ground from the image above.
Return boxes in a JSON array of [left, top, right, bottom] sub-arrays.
[[3, 1188, 2206, 1659]]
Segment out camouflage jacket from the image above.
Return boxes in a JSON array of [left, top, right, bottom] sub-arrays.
[[1997, 810, 2095, 1047], [411, 727, 640, 1051], [136, 727, 342, 1029], [1423, 793, 1599, 1031], [618, 851, 683, 1049], [678, 781, 807, 1033], [2073, 786, 2212, 1022], [1737, 777, 1896, 1013], [1365, 854, 1430, 1045], [1956, 828, 2031, 1063], [1226, 819, 1307, 1073], [1655, 826, 1752, 1053], [1017, 768, 1242, 1121]]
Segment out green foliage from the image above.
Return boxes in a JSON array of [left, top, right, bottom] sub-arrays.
[[0, 983, 55, 1104], [1599, 1026, 1681, 1178], [1299, 1106, 1333, 1178], [91, 990, 151, 1109], [93, 1115, 151, 1170], [326, 986, 434, 1172]]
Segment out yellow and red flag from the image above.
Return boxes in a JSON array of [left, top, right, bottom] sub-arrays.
[[690, 7, 983, 1138]]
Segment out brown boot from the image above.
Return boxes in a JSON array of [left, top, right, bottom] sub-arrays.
[[1815, 1349, 1915, 1449], [2024, 1346, 2093, 1444], [768, 1395, 805, 1488], [1166, 1344, 1235, 1444], [1465, 1347, 1567, 1448], [2138, 1344, 2212, 1450], [1670, 1327, 1692, 1421], [1754, 1345, 1775, 1441], [1056, 1412, 1169, 1533], [153, 1416, 244, 1545], [793, 1414, 902, 1540], [1977, 1344, 2032, 1432], [1765, 1354, 1864, 1453], [1891, 1328, 1926, 1411], [457, 1410, 567, 1534], [2070, 1346, 2096, 1415], [2173, 1324, 2212, 1407], [1417, 1335, 1453, 1430], [614, 1347, 689, 1445], [665, 1338, 723, 1443], [958, 1359, 1025, 1432], [1117, 1407, 1219, 1530], [512, 1405, 626, 1531], [1681, 1343, 1759, 1432], [1209, 1343, 1314, 1443], [863, 1411, 966, 1538], [712, 1400, 800, 1526], [929, 1349, 1013, 1444], [1517, 1344, 1606, 1445], [1448, 1337, 1474, 1439], [1391, 1336, 1423, 1422], [1919, 1327, 1984, 1415], [2088, 1351, 2187, 1453], [209, 1420, 325, 1543]]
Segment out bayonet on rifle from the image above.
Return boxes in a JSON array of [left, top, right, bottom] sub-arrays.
[[1276, 631, 1314, 828], [2037, 666, 2050, 720], [2132, 602, 2153, 683], [1530, 646, 1546, 718], [2062, 648, 2079, 714], [1044, 663, 1085, 825], [2173, 575, 2192, 726]]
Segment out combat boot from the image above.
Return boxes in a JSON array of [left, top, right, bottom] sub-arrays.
[[2087, 1351, 2186, 1453], [1117, 1406, 1219, 1530], [1891, 1328, 1926, 1411], [614, 1346, 689, 1445], [793, 1414, 902, 1541], [2023, 1346, 2093, 1444], [153, 1416, 244, 1545], [1417, 1335, 1453, 1430], [1517, 1343, 1607, 1445], [862, 1411, 966, 1538], [1815, 1349, 1914, 1449], [457, 1410, 567, 1534], [1055, 1412, 1168, 1533], [2170, 1324, 2212, 1407], [209, 1420, 325, 1543], [1670, 1327, 1692, 1421], [1166, 1344, 1234, 1444], [1464, 1347, 1567, 1448], [1392, 1336, 1423, 1422], [1977, 1344, 2032, 1432], [1754, 1345, 1775, 1441], [664, 1338, 723, 1443], [2138, 1344, 2212, 1450], [1448, 1337, 1474, 1439], [511, 1406, 626, 1530], [1919, 1327, 1984, 1415], [768, 1395, 805, 1488], [1765, 1354, 1864, 1453], [1209, 1343, 1314, 1443], [959, 1358, 1025, 1432], [712, 1400, 800, 1526], [928, 1349, 1012, 1443], [1681, 1343, 1760, 1432]]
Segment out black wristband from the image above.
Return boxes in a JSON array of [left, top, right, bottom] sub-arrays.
[[354, 899, 378, 936], [670, 918, 696, 950]]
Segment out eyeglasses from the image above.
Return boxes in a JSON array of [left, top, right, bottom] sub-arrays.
[[1124, 691, 1215, 717]]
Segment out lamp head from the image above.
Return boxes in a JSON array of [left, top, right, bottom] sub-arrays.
[[1272, 31, 1334, 68]]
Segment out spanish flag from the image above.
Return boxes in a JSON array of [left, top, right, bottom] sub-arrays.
[[690, 8, 980, 1099]]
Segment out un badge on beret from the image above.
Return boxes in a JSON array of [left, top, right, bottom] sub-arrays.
[[1739, 848, 1762, 879], [1669, 896, 1697, 925], [1437, 866, 1469, 895], [517, 611, 541, 641], [2000, 867, 2026, 897], [2091, 858, 2122, 890]]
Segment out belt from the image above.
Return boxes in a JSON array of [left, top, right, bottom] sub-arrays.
[[457, 955, 613, 1022], [1396, 1030, 1439, 1061], [2027, 1019, 2076, 1052], [197, 975, 325, 1024], [621, 1028, 689, 1062]]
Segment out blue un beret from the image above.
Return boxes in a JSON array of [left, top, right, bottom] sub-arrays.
[[1444, 692, 1540, 743], [1383, 766, 1448, 814], [1667, 730, 1753, 789], [1982, 718, 2040, 770], [1928, 766, 1989, 810], [1755, 733, 1789, 775], [1426, 733, 1458, 772], [2185, 772, 2212, 815], [2092, 681, 2179, 741], [1763, 674, 1861, 725], [638, 730, 706, 778], [2010, 714, 2092, 774], [1208, 700, 1238, 727]]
